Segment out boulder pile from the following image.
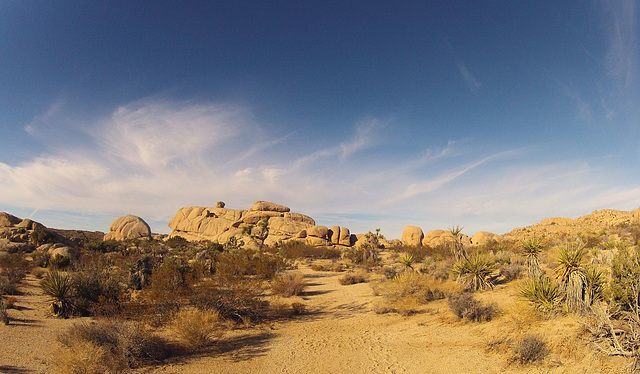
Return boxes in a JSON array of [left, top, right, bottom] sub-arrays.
[[168, 200, 355, 247]]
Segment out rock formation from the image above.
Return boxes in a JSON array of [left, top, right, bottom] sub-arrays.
[[104, 215, 152, 241], [168, 201, 354, 247], [401, 226, 424, 246]]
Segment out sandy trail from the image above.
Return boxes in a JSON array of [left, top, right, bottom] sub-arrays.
[[147, 266, 520, 374]]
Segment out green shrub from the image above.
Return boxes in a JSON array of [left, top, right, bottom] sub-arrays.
[[451, 253, 495, 291], [609, 247, 640, 312], [30, 225, 56, 246], [72, 258, 121, 316], [50, 254, 71, 269], [41, 270, 75, 317], [519, 276, 560, 314]]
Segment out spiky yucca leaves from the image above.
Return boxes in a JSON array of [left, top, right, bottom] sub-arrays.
[[448, 225, 468, 261], [521, 237, 543, 278], [451, 253, 495, 291], [398, 253, 414, 270], [519, 276, 560, 314], [555, 243, 588, 313], [584, 265, 607, 305], [41, 270, 75, 317]]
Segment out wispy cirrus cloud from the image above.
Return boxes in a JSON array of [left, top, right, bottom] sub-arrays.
[[458, 63, 482, 90]]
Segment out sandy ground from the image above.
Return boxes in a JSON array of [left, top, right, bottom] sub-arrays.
[[1, 264, 626, 374]]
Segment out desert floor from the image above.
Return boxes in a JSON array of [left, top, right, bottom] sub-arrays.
[[2, 257, 627, 374]]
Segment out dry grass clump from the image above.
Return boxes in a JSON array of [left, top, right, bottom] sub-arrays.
[[447, 292, 498, 322], [514, 334, 548, 365], [271, 272, 307, 297], [372, 271, 456, 316], [173, 308, 224, 350], [310, 261, 344, 272], [338, 271, 368, 285], [269, 298, 307, 318], [51, 320, 172, 373]]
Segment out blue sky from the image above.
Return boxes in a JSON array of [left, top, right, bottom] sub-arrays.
[[1, 1, 639, 238]]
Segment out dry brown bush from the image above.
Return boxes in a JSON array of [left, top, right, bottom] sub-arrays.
[[52, 320, 172, 373], [514, 334, 548, 365], [447, 292, 499, 322], [271, 272, 307, 297], [173, 308, 224, 350], [372, 271, 456, 315], [338, 272, 368, 285]]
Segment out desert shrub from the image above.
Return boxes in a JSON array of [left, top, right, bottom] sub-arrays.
[[451, 253, 495, 291], [50, 254, 71, 269], [499, 262, 524, 283], [609, 246, 640, 312], [388, 244, 431, 263], [519, 276, 560, 314], [339, 272, 368, 285], [382, 266, 398, 279], [215, 249, 289, 280], [514, 334, 547, 364], [30, 225, 56, 246], [0, 276, 19, 296], [271, 272, 307, 297], [373, 271, 452, 315], [173, 309, 224, 350], [310, 261, 344, 272], [447, 292, 498, 322], [192, 276, 267, 324], [146, 257, 196, 316], [0, 252, 30, 284], [0, 298, 8, 325], [584, 265, 607, 304], [31, 250, 52, 268], [165, 236, 190, 250], [72, 262, 121, 316], [291, 302, 306, 315], [342, 246, 380, 266], [84, 239, 122, 253], [278, 241, 341, 260], [52, 320, 171, 373], [41, 270, 75, 317]]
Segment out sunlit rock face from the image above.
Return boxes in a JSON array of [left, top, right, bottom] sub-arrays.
[[167, 200, 353, 247]]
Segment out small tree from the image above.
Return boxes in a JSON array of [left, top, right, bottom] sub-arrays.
[[242, 218, 269, 250]]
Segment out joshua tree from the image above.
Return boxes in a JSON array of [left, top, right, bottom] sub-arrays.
[[242, 218, 269, 250], [521, 237, 544, 278], [448, 225, 468, 261]]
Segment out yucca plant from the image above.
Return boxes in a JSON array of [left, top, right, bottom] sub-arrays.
[[521, 237, 543, 278], [519, 276, 560, 314], [41, 270, 74, 317], [583, 265, 606, 305], [398, 253, 414, 270], [448, 225, 468, 261], [451, 252, 495, 291], [555, 243, 588, 313]]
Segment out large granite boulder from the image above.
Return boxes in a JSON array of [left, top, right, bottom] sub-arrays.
[[104, 215, 152, 241], [0, 212, 21, 228], [401, 226, 424, 246], [167, 201, 349, 247]]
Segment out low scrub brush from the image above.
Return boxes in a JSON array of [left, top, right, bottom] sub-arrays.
[[271, 272, 307, 297]]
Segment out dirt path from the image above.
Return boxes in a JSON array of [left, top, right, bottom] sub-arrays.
[[0, 275, 81, 374], [145, 266, 524, 374]]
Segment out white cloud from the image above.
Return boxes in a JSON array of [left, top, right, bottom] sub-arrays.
[[458, 63, 482, 90], [1, 99, 639, 238]]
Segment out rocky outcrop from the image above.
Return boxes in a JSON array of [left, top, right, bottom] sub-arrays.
[[168, 201, 353, 247], [470, 231, 500, 246], [104, 215, 152, 241], [401, 226, 424, 246]]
